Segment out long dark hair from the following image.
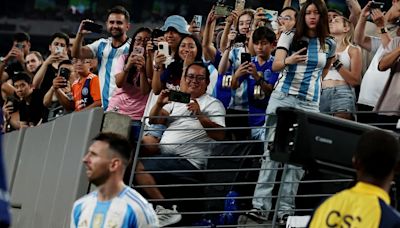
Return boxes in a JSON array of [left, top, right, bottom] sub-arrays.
[[168, 34, 203, 81], [294, 0, 329, 49], [125, 27, 152, 85]]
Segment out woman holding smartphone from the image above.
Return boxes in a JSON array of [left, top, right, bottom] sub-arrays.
[[107, 27, 152, 142], [248, 0, 336, 223], [152, 34, 203, 95], [320, 16, 361, 120]]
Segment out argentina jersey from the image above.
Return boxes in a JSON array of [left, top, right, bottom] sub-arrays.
[[275, 31, 336, 102], [228, 46, 249, 111], [71, 186, 158, 228], [87, 37, 131, 110]]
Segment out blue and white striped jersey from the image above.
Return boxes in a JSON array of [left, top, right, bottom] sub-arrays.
[[71, 186, 158, 228], [228, 46, 249, 111], [275, 31, 336, 102], [87, 37, 131, 110]]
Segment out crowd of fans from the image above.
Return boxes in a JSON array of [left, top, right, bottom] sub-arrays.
[[2, 0, 400, 226]]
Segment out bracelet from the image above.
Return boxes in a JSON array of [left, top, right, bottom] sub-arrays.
[[333, 59, 343, 70], [153, 64, 161, 71]]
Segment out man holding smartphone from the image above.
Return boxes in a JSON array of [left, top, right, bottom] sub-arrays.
[[136, 62, 225, 227], [72, 6, 131, 110]]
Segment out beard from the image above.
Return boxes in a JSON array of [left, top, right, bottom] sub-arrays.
[[88, 170, 111, 186], [108, 28, 124, 39]]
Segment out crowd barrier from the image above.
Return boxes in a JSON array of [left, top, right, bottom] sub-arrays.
[[3, 108, 104, 228], [3, 109, 398, 227]]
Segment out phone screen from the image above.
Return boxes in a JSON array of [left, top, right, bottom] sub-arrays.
[[241, 53, 251, 64]]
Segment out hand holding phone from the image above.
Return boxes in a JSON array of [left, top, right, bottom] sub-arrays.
[[241, 53, 251, 64], [168, 90, 191, 103], [59, 67, 71, 84], [82, 21, 103, 33], [157, 41, 170, 57], [132, 46, 144, 56], [292, 40, 308, 55]]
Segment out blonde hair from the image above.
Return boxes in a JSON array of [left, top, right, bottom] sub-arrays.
[[340, 16, 354, 47]]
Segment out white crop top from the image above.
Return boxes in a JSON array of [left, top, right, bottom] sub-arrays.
[[324, 45, 351, 81]]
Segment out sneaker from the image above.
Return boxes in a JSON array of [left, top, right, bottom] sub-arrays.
[[246, 208, 269, 222], [155, 205, 182, 227], [277, 214, 289, 226]]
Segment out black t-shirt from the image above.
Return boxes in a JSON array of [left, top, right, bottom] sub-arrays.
[[19, 89, 47, 125], [39, 64, 58, 95]]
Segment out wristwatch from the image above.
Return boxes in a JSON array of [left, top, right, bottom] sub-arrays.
[[0, 57, 5, 64], [380, 27, 387, 34]]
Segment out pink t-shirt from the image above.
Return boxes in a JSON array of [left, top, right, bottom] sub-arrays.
[[107, 55, 149, 120]]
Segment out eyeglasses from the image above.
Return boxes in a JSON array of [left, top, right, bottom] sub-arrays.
[[134, 37, 150, 43], [278, 16, 292, 21], [185, 74, 206, 82]]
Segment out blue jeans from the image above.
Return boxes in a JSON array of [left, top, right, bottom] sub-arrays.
[[320, 85, 355, 114], [252, 91, 319, 218]]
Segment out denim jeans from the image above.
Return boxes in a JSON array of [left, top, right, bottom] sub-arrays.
[[252, 90, 319, 218], [320, 85, 356, 113]]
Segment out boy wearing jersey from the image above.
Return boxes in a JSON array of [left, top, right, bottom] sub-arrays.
[[71, 132, 158, 228], [53, 58, 101, 111], [231, 26, 279, 140], [72, 6, 131, 110], [308, 130, 400, 227]]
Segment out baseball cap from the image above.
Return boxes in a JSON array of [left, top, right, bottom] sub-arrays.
[[160, 15, 191, 35]]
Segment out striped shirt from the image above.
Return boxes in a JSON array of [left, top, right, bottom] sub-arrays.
[[276, 31, 336, 102], [228, 46, 249, 111], [87, 37, 131, 110], [71, 186, 158, 228]]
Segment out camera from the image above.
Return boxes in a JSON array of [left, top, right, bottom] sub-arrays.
[[168, 90, 191, 103], [82, 21, 103, 33]]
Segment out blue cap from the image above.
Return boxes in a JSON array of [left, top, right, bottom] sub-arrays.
[[160, 15, 190, 35]]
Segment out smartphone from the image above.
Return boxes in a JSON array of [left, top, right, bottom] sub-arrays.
[[82, 21, 103, 33], [168, 90, 191, 103], [193, 15, 203, 29], [6, 96, 19, 113], [215, 4, 232, 17], [235, 0, 245, 11], [55, 46, 64, 54], [264, 9, 278, 22], [15, 43, 24, 49], [370, 1, 384, 9], [293, 40, 308, 55], [241, 53, 251, 64], [59, 67, 71, 81], [132, 46, 144, 55], [235, 34, 247, 44], [158, 41, 170, 56]]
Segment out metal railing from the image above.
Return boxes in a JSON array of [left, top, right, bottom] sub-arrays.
[[124, 112, 362, 227]]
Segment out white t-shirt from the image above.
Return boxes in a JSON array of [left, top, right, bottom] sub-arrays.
[[160, 94, 226, 169], [358, 37, 390, 107]]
